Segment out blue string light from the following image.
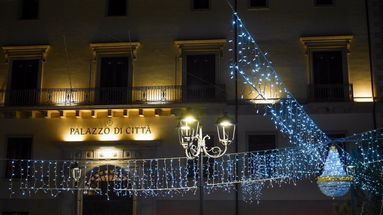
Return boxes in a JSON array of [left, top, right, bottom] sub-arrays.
[[3, 9, 382, 203]]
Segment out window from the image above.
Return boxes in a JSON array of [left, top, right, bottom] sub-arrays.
[[315, 0, 333, 6], [174, 39, 226, 102], [107, 0, 127, 16], [313, 51, 343, 84], [99, 57, 130, 104], [9, 60, 40, 106], [249, 0, 268, 8], [186, 54, 216, 100], [20, 0, 39, 20], [90, 42, 140, 105], [248, 134, 276, 152], [2, 45, 49, 106], [300, 35, 353, 101], [5, 137, 32, 178], [2, 212, 28, 215], [192, 0, 210, 10], [311, 51, 348, 101]]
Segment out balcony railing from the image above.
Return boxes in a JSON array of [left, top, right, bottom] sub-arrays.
[[0, 85, 226, 107], [132, 86, 182, 104], [308, 84, 353, 102], [183, 84, 226, 102]]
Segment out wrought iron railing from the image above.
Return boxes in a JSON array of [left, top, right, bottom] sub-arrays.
[[308, 84, 353, 102], [183, 84, 226, 102], [0, 85, 226, 107], [132, 86, 182, 104]]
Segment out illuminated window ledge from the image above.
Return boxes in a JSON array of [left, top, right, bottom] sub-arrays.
[[90, 42, 141, 60], [174, 39, 226, 57], [2, 45, 50, 62], [249, 98, 280, 104], [300, 35, 353, 54], [353, 97, 373, 103], [2, 108, 176, 119]]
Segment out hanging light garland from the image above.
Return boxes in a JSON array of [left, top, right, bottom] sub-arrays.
[[225, 2, 383, 199], [3, 8, 383, 203], [4, 127, 382, 201], [228, 12, 329, 149]]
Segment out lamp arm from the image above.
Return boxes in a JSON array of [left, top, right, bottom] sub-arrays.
[[204, 145, 227, 158], [185, 149, 195, 159]]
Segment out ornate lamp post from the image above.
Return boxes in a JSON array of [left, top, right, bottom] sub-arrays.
[[71, 164, 82, 215], [72, 166, 82, 185], [177, 113, 236, 215], [178, 114, 235, 159]]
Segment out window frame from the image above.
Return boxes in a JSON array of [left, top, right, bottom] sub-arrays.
[[97, 56, 132, 87], [7, 59, 42, 106], [300, 35, 353, 101], [174, 40, 226, 101], [2, 45, 49, 106], [8, 59, 41, 90], [185, 53, 217, 86], [90, 42, 140, 98], [95, 55, 133, 104], [309, 49, 348, 86], [308, 48, 349, 101], [183, 53, 219, 101]]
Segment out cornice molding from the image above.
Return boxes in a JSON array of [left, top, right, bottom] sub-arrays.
[[90, 42, 141, 60], [300, 35, 353, 54], [174, 39, 226, 57], [2, 45, 50, 63]]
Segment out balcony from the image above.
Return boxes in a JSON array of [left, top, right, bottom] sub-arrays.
[[183, 84, 226, 102], [308, 84, 353, 102], [0, 85, 226, 107]]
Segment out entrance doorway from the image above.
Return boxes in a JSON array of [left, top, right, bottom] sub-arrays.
[[83, 165, 133, 215]]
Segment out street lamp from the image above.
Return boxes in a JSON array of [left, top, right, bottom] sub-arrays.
[[71, 164, 82, 215], [178, 114, 236, 159], [177, 113, 235, 215], [72, 166, 82, 184]]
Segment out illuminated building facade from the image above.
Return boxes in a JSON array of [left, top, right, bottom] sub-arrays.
[[0, 0, 381, 214]]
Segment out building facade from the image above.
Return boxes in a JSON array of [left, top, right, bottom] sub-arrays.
[[0, 0, 381, 214]]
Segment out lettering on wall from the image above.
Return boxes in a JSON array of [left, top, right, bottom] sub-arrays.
[[64, 120, 156, 141], [69, 126, 152, 136]]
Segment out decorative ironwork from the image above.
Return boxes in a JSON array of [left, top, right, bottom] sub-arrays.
[[0, 85, 229, 107], [308, 84, 353, 102], [178, 114, 235, 159]]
